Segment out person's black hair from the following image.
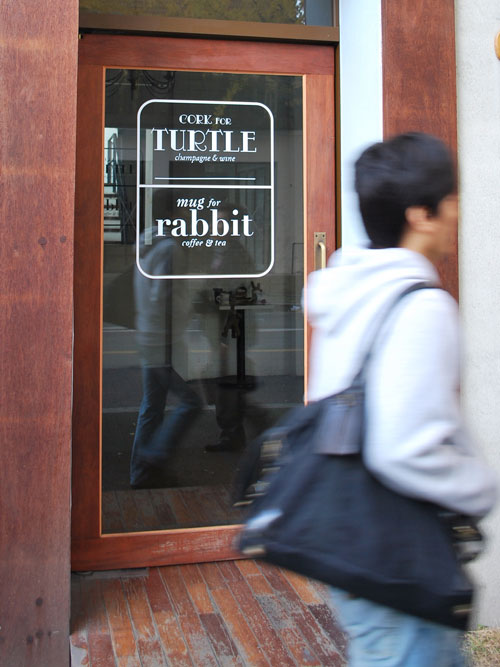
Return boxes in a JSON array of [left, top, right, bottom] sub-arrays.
[[354, 132, 456, 248]]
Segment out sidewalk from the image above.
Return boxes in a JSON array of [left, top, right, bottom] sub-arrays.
[[70, 560, 347, 666]]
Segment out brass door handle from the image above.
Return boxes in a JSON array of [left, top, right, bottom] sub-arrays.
[[314, 232, 327, 270]]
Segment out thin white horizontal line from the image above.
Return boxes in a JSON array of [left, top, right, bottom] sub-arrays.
[[139, 184, 272, 189], [154, 177, 256, 181]]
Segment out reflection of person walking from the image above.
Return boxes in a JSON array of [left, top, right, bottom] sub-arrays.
[[130, 235, 201, 489], [204, 202, 256, 452], [307, 133, 497, 665]]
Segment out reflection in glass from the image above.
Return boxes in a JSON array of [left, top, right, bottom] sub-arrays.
[[81, 0, 333, 26], [102, 69, 304, 533]]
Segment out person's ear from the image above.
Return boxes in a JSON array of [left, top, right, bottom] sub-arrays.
[[405, 206, 434, 233]]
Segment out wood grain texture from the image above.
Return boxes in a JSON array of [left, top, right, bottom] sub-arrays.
[[0, 0, 79, 664], [258, 563, 344, 665], [122, 578, 167, 666], [382, 0, 458, 298], [71, 525, 242, 571], [72, 62, 105, 541], [158, 567, 219, 666], [101, 579, 141, 665], [84, 579, 116, 665], [70, 564, 347, 666], [144, 567, 192, 666], [304, 72, 337, 276], [304, 71, 336, 392], [79, 12, 339, 43], [79, 33, 334, 74]]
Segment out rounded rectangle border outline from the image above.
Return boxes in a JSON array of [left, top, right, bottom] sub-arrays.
[[136, 98, 275, 280]]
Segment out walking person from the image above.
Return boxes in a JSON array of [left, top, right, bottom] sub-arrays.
[[130, 232, 201, 488], [307, 133, 497, 665]]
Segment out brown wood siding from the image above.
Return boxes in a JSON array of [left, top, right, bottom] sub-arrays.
[[382, 0, 459, 298], [0, 1, 79, 664], [79, 12, 340, 43], [72, 63, 105, 543], [304, 71, 336, 392], [79, 33, 334, 74]]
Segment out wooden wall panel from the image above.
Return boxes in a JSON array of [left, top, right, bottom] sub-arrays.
[[382, 0, 458, 299], [304, 73, 336, 279], [0, 1, 79, 664], [79, 33, 334, 74], [72, 63, 104, 542], [304, 71, 336, 393]]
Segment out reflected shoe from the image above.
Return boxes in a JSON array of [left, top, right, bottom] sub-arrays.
[[205, 438, 245, 453], [130, 464, 170, 489]]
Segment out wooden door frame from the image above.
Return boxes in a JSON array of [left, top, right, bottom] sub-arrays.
[[381, 0, 458, 299], [72, 34, 335, 571]]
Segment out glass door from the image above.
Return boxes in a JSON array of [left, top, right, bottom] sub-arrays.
[[72, 35, 335, 570]]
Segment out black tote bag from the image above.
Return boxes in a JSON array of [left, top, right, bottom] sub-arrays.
[[236, 285, 478, 630]]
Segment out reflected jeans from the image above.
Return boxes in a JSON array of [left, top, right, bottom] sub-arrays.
[[130, 365, 201, 485], [330, 588, 467, 667]]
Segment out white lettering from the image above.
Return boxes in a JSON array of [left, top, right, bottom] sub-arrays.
[[156, 218, 167, 236], [241, 130, 257, 153], [207, 129, 223, 152], [171, 219, 187, 237], [242, 213, 254, 237], [190, 209, 209, 237], [177, 197, 205, 210], [224, 131, 240, 153], [230, 209, 254, 237], [188, 129, 208, 152], [169, 129, 186, 151], [155, 209, 254, 239], [179, 114, 213, 125], [151, 128, 256, 153], [155, 217, 187, 237], [182, 238, 204, 247], [151, 128, 167, 151], [210, 209, 229, 236]]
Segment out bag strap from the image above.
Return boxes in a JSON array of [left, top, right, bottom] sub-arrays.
[[358, 282, 438, 376]]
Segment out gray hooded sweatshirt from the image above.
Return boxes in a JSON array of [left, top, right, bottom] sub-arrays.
[[306, 245, 497, 517]]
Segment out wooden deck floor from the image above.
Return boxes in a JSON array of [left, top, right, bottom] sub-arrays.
[[70, 560, 347, 666]]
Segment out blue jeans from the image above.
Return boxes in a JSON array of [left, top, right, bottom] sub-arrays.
[[330, 588, 467, 666], [130, 365, 201, 485]]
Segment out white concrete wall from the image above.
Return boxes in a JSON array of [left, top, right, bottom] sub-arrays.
[[456, 0, 500, 627], [338, 0, 382, 246]]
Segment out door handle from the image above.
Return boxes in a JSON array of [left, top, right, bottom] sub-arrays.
[[314, 232, 327, 270]]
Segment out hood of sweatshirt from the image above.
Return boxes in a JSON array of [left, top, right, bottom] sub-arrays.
[[306, 244, 441, 400]]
